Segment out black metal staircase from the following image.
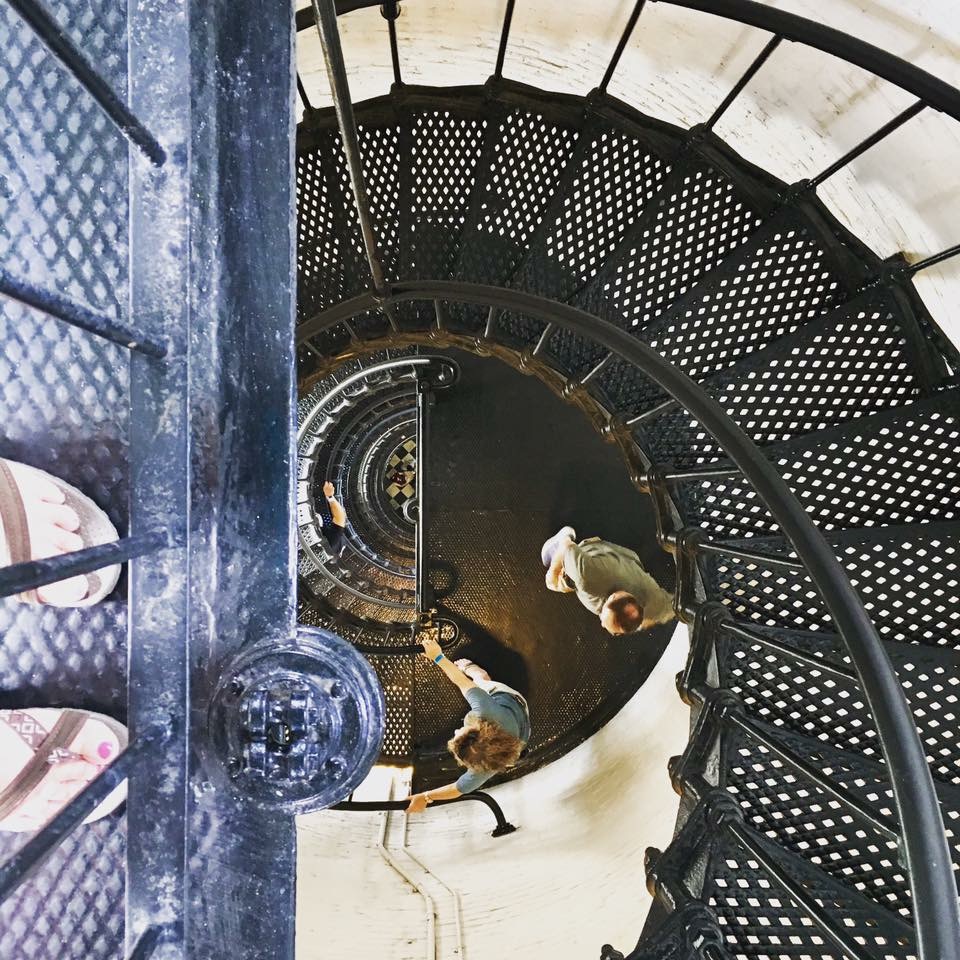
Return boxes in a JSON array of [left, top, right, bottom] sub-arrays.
[[296, 1, 960, 957]]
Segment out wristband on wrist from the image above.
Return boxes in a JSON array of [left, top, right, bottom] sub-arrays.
[[433, 653, 445, 664]]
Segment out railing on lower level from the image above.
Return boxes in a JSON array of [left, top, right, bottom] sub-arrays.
[[296, 279, 960, 958]]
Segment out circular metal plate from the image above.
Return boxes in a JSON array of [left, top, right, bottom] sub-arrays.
[[205, 625, 385, 813]]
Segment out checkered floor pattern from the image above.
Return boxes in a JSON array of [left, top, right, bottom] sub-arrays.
[[385, 438, 417, 515]]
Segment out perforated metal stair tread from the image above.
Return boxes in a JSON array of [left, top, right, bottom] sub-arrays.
[[677, 389, 960, 538]]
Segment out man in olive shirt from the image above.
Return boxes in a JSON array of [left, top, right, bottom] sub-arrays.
[[541, 526, 674, 634]]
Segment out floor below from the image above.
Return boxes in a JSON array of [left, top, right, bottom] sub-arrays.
[[407, 349, 676, 791]]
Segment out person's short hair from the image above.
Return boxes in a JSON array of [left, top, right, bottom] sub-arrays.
[[448, 715, 525, 773], [604, 592, 644, 633]]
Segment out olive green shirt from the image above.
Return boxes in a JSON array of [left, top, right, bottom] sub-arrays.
[[562, 538, 673, 624]]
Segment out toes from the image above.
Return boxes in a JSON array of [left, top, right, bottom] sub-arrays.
[[7, 463, 65, 504], [38, 500, 81, 532], [37, 575, 89, 605], [69, 719, 123, 766], [50, 528, 84, 553], [33, 474, 66, 505]]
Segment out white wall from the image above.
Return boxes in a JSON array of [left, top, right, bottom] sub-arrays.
[[296, 0, 960, 348], [296, 627, 690, 960]]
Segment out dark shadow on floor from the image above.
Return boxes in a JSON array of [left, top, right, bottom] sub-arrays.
[[413, 349, 675, 790]]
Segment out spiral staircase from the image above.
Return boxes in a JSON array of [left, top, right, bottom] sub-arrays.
[[0, 0, 959, 959], [292, 2, 960, 958]]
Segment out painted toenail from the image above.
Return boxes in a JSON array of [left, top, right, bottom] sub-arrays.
[[97, 741, 113, 760]]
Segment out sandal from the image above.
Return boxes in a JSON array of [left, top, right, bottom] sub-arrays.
[[0, 458, 121, 605], [0, 708, 128, 832]]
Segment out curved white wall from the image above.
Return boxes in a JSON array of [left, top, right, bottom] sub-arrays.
[[296, 627, 690, 960], [296, 0, 960, 348]]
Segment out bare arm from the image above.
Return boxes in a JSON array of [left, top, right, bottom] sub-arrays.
[[545, 535, 576, 592], [322, 481, 347, 527], [420, 636, 475, 692], [407, 782, 462, 813]]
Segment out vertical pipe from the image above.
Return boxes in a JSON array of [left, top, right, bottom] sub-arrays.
[[415, 376, 432, 615], [312, 0, 390, 296]]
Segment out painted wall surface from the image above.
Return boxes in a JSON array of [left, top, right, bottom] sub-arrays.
[[296, 627, 690, 960], [296, 0, 960, 348]]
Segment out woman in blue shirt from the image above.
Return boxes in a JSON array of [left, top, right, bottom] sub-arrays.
[[406, 637, 531, 813]]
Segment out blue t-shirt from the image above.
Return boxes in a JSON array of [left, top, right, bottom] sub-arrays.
[[455, 686, 531, 794]]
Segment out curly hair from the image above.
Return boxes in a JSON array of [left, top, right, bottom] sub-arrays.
[[448, 715, 525, 773]]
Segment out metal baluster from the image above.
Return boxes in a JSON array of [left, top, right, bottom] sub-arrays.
[[383, 1, 403, 86], [579, 352, 613, 385], [599, 0, 647, 93], [905, 241, 960, 275], [703, 35, 782, 131], [692, 537, 805, 571], [483, 306, 500, 339], [312, 0, 391, 301], [494, 0, 516, 80], [532, 322, 555, 356], [433, 299, 448, 334], [807, 100, 925, 189], [297, 73, 315, 114], [0, 529, 176, 599], [661, 464, 741, 482], [0, 268, 169, 358], [7, 0, 165, 165]]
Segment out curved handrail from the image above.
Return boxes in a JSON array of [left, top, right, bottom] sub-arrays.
[[656, 0, 960, 123], [297, 353, 459, 611], [300, 280, 960, 957], [304, 2, 960, 952], [334, 790, 518, 837]]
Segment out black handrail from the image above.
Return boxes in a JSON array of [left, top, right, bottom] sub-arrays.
[[297, 354, 458, 613], [298, 280, 960, 957], [335, 790, 518, 837], [657, 0, 960, 123], [303, 2, 960, 953]]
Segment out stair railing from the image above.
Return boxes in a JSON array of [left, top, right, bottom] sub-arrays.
[[306, 0, 960, 954], [298, 277, 960, 958]]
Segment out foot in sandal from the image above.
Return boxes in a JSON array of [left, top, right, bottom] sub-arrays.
[[0, 708, 128, 833], [0, 458, 120, 605]]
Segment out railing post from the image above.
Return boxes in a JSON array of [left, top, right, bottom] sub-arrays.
[[415, 373, 434, 616], [125, 0, 191, 955], [312, 0, 391, 300]]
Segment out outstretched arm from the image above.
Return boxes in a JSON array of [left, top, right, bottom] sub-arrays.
[[546, 534, 576, 592], [323, 481, 347, 528], [420, 636, 475, 693], [406, 782, 462, 813]]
